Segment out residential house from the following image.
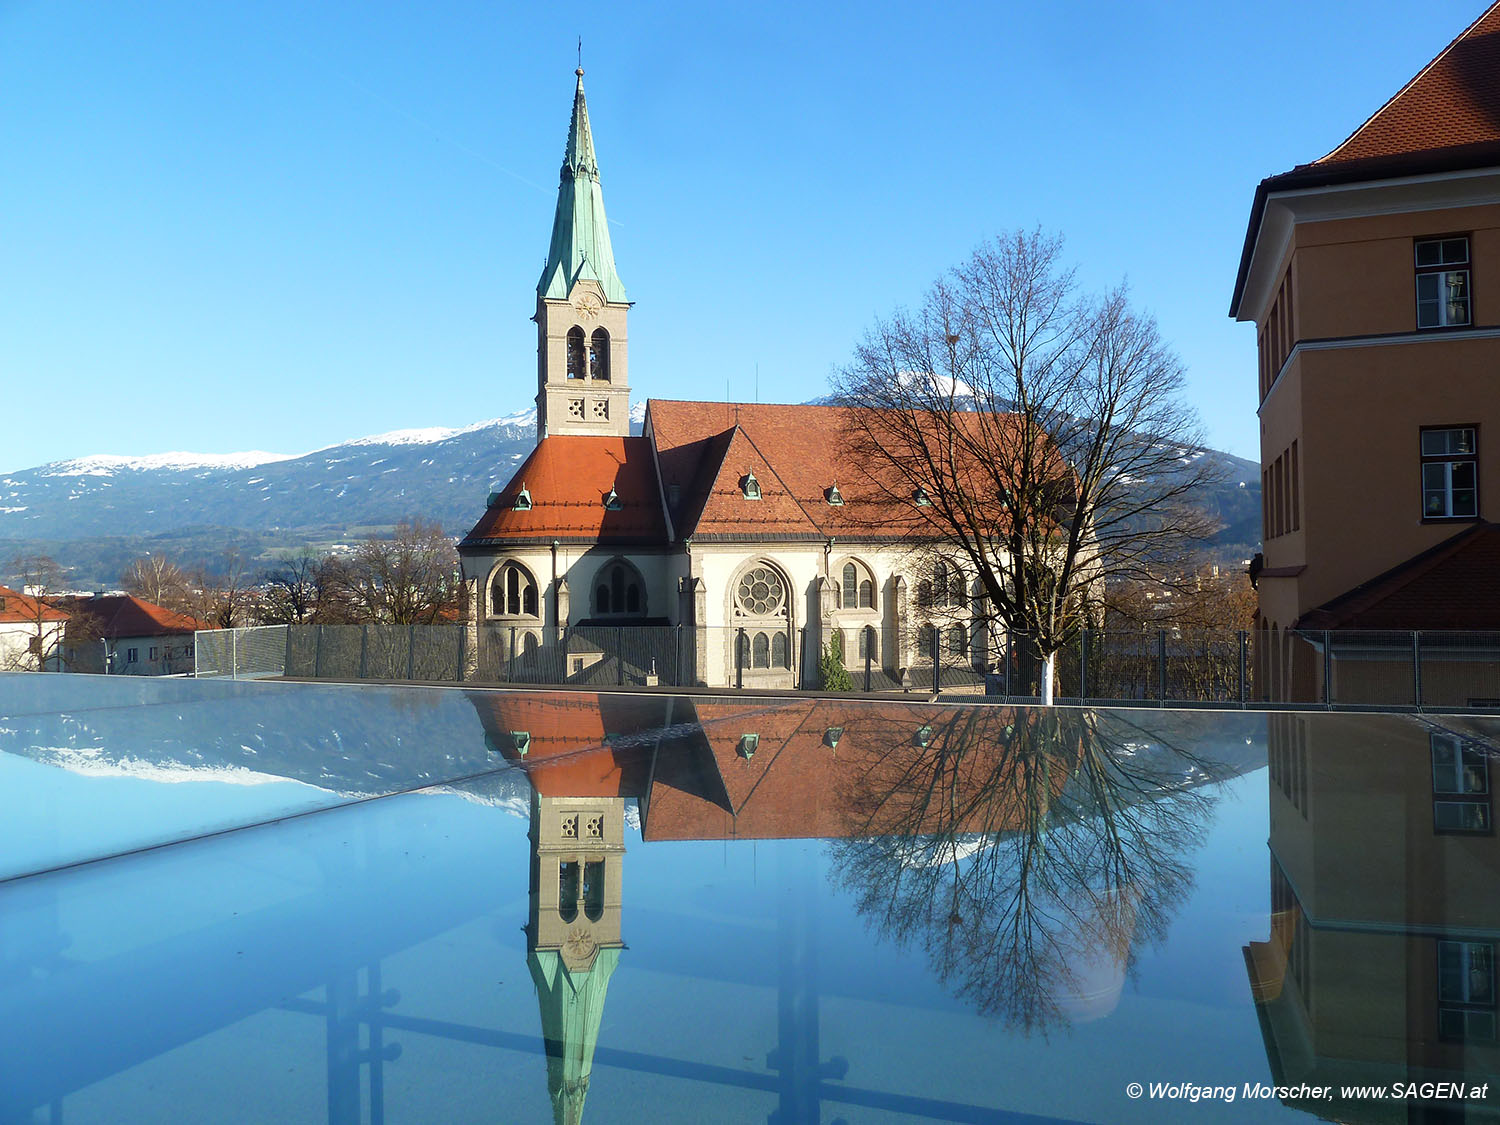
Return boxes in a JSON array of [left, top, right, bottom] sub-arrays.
[[0, 584, 69, 671], [56, 594, 201, 676]]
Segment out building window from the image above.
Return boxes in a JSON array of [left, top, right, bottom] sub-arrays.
[[492, 562, 540, 617], [842, 563, 858, 609], [1438, 940, 1496, 1041], [1432, 732, 1492, 834], [1416, 237, 1470, 329], [1421, 427, 1478, 519], [126, 647, 138, 663], [594, 560, 645, 617], [583, 861, 605, 922], [566, 326, 587, 378], [741, 472, 761, 500], [735, 565, 786, 616], [752, 632, 770, 668], [589, 328, 610, 381], [559, 862, 580, 923], [857, 625, 876, 662], [771, 632, 788, 667]]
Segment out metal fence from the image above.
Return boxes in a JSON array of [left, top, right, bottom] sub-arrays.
[[189, 623, 1500, 710], [194, 625, 290, 679]]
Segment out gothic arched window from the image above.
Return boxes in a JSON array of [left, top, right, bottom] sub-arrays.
[[771, 632, 788, 668], [948, 623, 967, 658], [752, 632, 770, 668], [566, 327, 586, 380], [842, 563, 858, 609], [492, 562, 540, 618], [590, 328, 610, 382], [593, 559, 646, 618], [859, 579, 874, 608], [934, 560, 949, 608], [917, 624, 936, 662]]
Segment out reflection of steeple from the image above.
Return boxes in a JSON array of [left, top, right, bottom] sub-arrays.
[[526, 790, 625, 1125], [528, 945, 619, 1125]]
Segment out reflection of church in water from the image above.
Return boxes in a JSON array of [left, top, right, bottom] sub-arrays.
[[475, 686, 1204, 1122]]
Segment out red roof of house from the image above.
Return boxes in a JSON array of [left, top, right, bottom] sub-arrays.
[[460, 435, 667, 548], [0, 585, 69, 625], [1231, 3, 1500, 316], [1315, 4, 1500, 169], [1297, 522, 1500, 630], [53, 594, 200, 638]]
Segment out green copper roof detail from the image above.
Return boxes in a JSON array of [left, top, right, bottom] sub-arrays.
[[528, 946, 621, 1125], [538, 70, 627, 305]]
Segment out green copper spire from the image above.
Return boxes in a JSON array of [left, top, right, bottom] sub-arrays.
[[528, 947, 621, 1125], [538, 69, 627, 305]]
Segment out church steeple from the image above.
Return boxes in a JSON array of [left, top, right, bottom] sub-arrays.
[[535, 68, 630, 442], [538, 69, 626, 305]]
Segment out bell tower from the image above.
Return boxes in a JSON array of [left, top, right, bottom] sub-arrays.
[[535, 68, 630, 441]]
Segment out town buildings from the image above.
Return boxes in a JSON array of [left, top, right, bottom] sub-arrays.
[[459, 70, 1005, 689], [1232, 3, 1500, 702]]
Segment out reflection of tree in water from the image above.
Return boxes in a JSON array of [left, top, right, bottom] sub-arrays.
[[829, 706, 1228, 1034]]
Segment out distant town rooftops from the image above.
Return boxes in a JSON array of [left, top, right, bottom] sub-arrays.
[[53, 594, 201, 638]]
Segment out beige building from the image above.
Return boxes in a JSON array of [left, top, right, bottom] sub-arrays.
[[1245, 712, 1500, 1116], [458, 70, 1000, 689], [1231, 4, 1500, 702]]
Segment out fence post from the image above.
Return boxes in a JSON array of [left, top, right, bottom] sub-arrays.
[[1413, 631, 1424, 711], [359, 625, 368, 679], [232, 629, 239, 680], [931, 626, 941, 693], [509, 626, 516, 683], [617, 627, 624, 687], [1157, 631, 1167, 704], [1004, 631, 1012, 698], [312, 626, 322, 679], [1079, 629, 1089, 702], [865, 632, 873, 693], [455, 624, 465, 682], [736, 627, 745, 690], [1323, 630, 1333, 709], [407, 624, 416, 681], [1238, 630, 1248, 706], [675, 624, 682, 686], [797, 627, 805, 688]]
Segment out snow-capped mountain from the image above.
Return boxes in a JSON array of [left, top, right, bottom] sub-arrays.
[[0, 409, 562, 542]]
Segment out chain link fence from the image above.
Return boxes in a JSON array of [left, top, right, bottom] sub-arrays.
[[188, 622, 1500, 710]]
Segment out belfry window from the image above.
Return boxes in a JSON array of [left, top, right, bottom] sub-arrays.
[[590, 328, 610, 381], [566, 327, 587, 379]]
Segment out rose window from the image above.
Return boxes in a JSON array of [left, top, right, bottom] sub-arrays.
[[736, 566, 786, 616]]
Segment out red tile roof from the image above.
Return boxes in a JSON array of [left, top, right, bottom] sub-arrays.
[[461, 435, 667, 548], [1231, 3, 1500, 316], [53, 594, 200, 637], [1296, 521, 1500, 630], [0, 585, 68, 625], [1315, 4, 1500, 169], [648, 400, 1040, 542]]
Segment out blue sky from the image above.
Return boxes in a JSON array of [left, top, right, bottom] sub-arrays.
[[0, 1, 1483, 471]]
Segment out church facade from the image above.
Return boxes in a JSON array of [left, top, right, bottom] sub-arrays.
[[459, 70, 993, 689]]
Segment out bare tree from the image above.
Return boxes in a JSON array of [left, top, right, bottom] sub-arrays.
[[834, 230, 1219, 699], [829, 706, 1227, 1033], [1, 555, 71, 671], [259, 549, 325, 625], [337, 519, 461, 625], [186, 548, 251, 629], [121, 553, 191, 612]]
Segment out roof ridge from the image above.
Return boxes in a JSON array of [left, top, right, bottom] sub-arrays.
[[1316, 1, 1500, 165]]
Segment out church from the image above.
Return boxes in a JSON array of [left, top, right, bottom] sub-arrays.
[[459, 69, 991, 689]]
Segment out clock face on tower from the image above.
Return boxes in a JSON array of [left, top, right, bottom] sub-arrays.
[[575, 294, 602, 319]]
